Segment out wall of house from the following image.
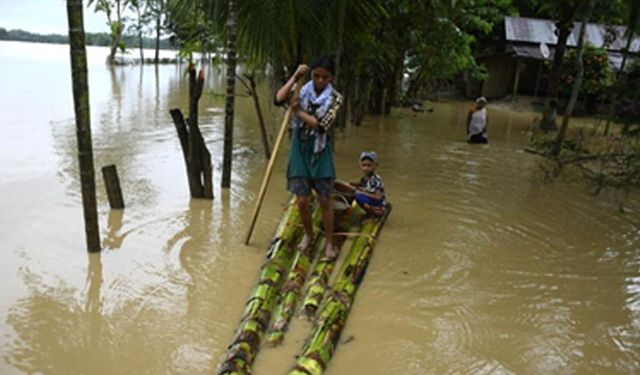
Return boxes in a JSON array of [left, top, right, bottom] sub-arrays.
[[516, 59, 544, 95], [478, 55, 514, 99]]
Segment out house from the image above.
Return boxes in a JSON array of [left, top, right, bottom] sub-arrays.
[[470, 16, 640, 99]]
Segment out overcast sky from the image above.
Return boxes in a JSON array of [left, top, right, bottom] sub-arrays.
[[0, 0, 128, 34]]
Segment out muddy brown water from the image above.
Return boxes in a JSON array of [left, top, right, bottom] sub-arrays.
[[1, 41, 639, 374]]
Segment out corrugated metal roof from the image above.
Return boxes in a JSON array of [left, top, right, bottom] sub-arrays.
[[505, 16, 640, 52], [508, 43, 633, 69], [509, 44, 547, 60]]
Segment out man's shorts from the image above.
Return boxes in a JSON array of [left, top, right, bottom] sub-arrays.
[[287, 178, 333, 198]]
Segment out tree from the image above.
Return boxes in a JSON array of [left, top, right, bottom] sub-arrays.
[[164, 1, 218, 61], [128, 0, 149, 63], [89, 0, 130, 64], [147, 0, 168, 64], [221, 0, 237, 188], [552, 0, 597, 157], [619, 0, 640, 76], [540, 1, 586, 131], [66, 0, 101, 252], [558, 44, 613, 106]]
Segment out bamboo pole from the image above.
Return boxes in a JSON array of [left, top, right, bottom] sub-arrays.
[[244, 79, 302, 245], [289, 206, 391, 375]]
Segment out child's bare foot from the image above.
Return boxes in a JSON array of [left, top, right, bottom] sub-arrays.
[[297, 234, 313, 252], [325, 243, 337, 260]]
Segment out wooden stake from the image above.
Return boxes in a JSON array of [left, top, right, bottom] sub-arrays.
[[244, 80, 302, 245], [169, 67, 213, 200], [101, 164, 125, 209]]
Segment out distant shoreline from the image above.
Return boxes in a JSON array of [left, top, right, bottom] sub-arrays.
[[0, 27, 177, 51]]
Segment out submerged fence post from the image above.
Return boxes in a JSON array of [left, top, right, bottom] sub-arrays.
[[101, 165, 125, 209]]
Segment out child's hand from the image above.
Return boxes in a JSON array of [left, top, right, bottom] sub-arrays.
[[295, 64, 309, 80]]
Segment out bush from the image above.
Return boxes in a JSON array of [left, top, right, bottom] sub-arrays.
[[613, 62, 640, 136], [558, 44, 614, 104]]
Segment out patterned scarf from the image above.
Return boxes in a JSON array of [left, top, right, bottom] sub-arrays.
[[292, 81, 334, 153]]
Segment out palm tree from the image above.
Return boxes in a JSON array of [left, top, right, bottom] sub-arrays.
[[89, 0, 128, 64], [129, 0, 147, 63], [66, 0, 101, 252], [148, 0, 166, 64], [221, 0, 237, 188]]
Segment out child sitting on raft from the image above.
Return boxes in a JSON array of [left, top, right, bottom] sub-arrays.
[[350, 151, 387, 217]]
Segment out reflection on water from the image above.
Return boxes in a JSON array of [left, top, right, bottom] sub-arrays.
[[1, 41, 640, 374], [103, 209, 125, 250]]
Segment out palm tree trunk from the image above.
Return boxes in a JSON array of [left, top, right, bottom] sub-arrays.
[[553, 0, 596, 157], [333, 0, 348, 131], [137, 4, 144, 64], [66, 0, 100, 252], [222, 0, 237, 188], [154, 12, 160, 64], [108, 0, 123, 65]]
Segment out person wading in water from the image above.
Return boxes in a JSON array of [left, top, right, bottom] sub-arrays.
[[467, 96, 489, 144]]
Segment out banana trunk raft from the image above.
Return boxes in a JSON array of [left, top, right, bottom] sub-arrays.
[[216, 198, 304, 374], [216, 195, 391, 375], [289, 206, 391, 375]]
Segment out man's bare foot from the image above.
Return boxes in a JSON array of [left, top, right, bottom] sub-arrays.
[[297, 234, 313, 252], [325, 243, 337, 260]]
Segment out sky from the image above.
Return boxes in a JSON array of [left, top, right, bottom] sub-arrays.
[[0, 0, 129, 35]]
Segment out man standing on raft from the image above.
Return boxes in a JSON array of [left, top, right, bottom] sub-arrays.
[[275, 56, 343, 259]]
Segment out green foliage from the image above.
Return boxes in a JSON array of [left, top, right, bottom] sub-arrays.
[[613, 61, 640, 135], [405, 0, 508, 96], [163, 1, 220, 57], [558, 44, 614, 99]]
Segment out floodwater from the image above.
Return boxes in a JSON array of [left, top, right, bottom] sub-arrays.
[[1, 41, 639, 374]]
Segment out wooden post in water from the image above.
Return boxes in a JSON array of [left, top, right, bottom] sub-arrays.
[[188, 66, 205, 197], [66, 0, 100, 252], [169, 64, 213, 199], [101, 165, 125, 209]]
